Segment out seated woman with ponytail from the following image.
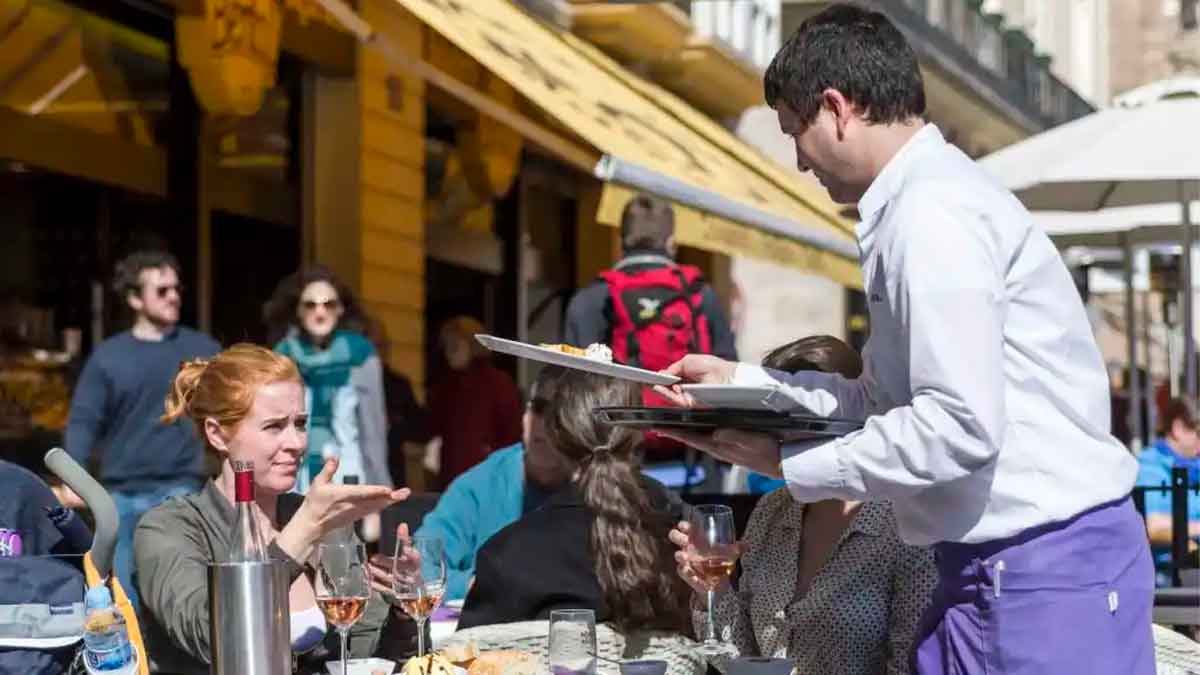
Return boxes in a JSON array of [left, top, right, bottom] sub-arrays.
[[134, 344, 414, 674], [449, 367, 701, 673]]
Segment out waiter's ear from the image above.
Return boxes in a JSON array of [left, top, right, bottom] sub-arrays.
[[823, 88, 854, 139]]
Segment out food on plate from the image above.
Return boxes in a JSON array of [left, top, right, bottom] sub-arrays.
[[539, 343, 586, 356], [402, 653, 456, 675], [441, 641, 480, 667], [539, 342, 614, 364], [584, 343, 614, 363], [466, 650, 539, 675]]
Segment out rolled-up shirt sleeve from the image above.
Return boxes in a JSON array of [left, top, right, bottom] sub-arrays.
[[734, 364, 876, 421], [777, 187, 1008, 502]]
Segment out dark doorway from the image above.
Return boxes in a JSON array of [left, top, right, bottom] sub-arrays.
[[423, 259, 499, 385], [209, 211, 300, 346]]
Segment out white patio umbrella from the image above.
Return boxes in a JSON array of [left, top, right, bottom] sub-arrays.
[[981, 77, 1200, 398]]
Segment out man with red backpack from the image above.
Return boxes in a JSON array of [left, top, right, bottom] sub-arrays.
[[565, 194, 736, 465]]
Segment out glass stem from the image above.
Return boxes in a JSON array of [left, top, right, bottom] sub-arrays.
[[706, 589, 716, 643], [417, 618, 426, 657], [340, 628, 350, 675]]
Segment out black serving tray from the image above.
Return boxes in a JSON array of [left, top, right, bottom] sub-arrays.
[[595, 407, 862, 442]]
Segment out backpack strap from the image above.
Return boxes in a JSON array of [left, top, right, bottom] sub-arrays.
[[669, 266, 701, 354]]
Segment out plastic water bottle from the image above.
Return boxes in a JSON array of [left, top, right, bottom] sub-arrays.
[[83, 586, 133, 671]]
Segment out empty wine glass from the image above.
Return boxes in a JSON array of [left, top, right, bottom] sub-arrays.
[[392, 535, 447, 657], [689, 504, 739, 656], [314, 541, 371, 675]]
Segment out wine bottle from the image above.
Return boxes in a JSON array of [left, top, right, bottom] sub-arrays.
[[227, 460, 269, 562]]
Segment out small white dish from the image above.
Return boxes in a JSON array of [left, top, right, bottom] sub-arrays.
[[680, 384, 809, 412], [325, 657, 396, 675]]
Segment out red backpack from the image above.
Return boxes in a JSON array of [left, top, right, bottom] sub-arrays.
[[599, 264, 713, 407]]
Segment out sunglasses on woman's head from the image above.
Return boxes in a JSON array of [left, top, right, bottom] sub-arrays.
[[300, 298, 342, 312]]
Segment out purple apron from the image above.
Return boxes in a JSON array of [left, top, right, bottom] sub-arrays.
[[913, 497, 1156, 674]]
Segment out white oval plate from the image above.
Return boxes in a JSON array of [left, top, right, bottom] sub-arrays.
[[475, 335, 680, 386]]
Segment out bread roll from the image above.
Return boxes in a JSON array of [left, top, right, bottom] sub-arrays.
[[441, 641, 480, 666], [402, 653, 457, 675], [466, 651, 539, 675]]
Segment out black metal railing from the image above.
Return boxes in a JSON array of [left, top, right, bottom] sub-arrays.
[[893, 0, 1093, 126], [1132, 467, 1198, 588]]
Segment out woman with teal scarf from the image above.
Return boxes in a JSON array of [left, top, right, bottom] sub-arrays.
[[265, 266, 392, 492]]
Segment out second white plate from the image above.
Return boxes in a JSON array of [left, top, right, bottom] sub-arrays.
[[680, 384, 811, 412]]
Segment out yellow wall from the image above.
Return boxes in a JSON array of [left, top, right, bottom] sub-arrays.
[[574, 182, 621, 287], [357, 0, 426, 389]]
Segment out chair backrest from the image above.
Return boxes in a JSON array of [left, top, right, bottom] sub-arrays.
[[378, 493, 442, 555]]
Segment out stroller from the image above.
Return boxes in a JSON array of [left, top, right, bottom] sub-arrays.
[[0, 449, 149, 674]]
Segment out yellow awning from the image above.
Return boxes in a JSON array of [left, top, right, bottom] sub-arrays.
[[392, 0, 862, 288]]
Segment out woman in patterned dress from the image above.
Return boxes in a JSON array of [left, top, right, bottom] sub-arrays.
[[669, 336, 937, 674]]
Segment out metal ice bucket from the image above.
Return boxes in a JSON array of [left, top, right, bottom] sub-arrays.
[[208, 560, 291, 675]]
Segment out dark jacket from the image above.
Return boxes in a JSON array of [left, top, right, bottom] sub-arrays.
[[135, 481, 415, 675], [563, 252, 737, 361], [64, 327, 220, 491], [458, 478, 686, 630]]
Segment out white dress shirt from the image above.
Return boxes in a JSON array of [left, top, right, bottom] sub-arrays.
[[735, 124, 1137, 545]]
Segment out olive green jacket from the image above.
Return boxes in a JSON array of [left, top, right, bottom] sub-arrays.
[[134, 480, 412, 674]]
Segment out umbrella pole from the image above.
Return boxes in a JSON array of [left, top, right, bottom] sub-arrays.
[[1124, 234, 1142, 451], [1183, 181, 1196, 398]]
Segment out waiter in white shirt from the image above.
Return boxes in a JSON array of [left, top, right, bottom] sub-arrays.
[[657, 5, 1154, 674]]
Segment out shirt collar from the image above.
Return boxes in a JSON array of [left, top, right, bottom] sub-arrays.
[[848, 500, 888, 537], [856, 123, 945, 233], [781, 496, 887, 538]]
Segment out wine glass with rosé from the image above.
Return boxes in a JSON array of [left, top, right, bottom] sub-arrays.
[[689, 504, 740, 656], [314, 542, 372, 675], [392, 535, 447, 657]]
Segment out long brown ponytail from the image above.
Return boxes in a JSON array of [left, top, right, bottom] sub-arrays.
[[538, 367, 690, 632]]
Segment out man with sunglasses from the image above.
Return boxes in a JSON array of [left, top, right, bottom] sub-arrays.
[[65, 250, 219, 610]]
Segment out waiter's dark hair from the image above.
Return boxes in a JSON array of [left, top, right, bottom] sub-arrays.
[[764, 3, 925, 127], [537, 366, 690, 633]]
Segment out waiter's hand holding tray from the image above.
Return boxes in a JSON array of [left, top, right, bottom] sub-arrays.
[[474, 335, 860, 441]]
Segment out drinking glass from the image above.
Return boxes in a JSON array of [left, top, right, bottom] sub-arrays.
[[548, 609, 597, 675], [689, 504, 739, 656], [392, 535, 447, 657], [314, 542, 371, 675]]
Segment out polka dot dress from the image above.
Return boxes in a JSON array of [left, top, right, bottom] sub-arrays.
[[694, 490, 938, 675]]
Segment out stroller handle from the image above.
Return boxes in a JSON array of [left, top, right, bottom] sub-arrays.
[[44, 447, 120, 579]]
